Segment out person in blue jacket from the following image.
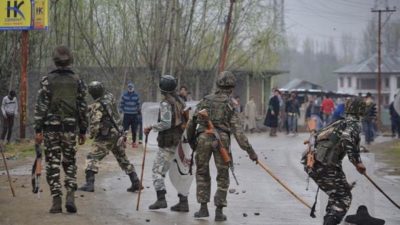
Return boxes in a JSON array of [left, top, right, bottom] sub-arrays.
[[119, 82, 141, 148]]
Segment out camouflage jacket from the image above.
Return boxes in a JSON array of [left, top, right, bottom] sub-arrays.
[[187, 90, 255, 155], [34, 68, 88, 134], [89, 92, 122, 139], [341, 116, 362, 165]]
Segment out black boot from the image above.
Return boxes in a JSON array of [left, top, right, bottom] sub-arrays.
[[323, 216, 339, 225], [194, 203, 209, 218], [65, 191, 77, 213], [78, 170, 95, 192], [127, 172, 143, 192], [170, 194, 189, 212], [149, 190, 167, 209], [215, 207, 227, 221], [49, 196, 62, 213]]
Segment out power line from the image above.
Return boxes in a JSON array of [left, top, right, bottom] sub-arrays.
[[285, 15, 364, 42]]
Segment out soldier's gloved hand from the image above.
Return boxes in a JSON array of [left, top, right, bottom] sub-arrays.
[[35, 133, 43, 145], [144, 126, 152, 135], [355, 162, 366, 174], [248, 152, 258, 162], [78, 134, 86, 145]]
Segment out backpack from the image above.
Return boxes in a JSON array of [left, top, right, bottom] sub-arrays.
[[314, 119, 347, 165]]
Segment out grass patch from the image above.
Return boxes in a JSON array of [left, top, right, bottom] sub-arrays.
[[2, 141, 35, 159], [388, 142, 400, 159]]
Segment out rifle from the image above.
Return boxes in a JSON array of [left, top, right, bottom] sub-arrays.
[[303, 129, 316, 174], [31, 144, 43, 197], [198, 109, 239, 185], [98, 100, 127, 147]]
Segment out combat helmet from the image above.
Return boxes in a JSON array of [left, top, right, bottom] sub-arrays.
[[53, 45, 74, 67], [216, 71, 236, 89], [345, 97, 366, 117], [159, 75, 177, 93], [88, 81, 105, 100]]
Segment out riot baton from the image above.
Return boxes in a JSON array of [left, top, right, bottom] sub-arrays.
[[257, 160, 311, 210], [0, 143, 16, 197], [136, 134, 149, 211], [364, 173, 400, 210]]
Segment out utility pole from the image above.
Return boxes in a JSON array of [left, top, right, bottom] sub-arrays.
[[371, 6, 396, 128], [218, 0, 235, 74], [212, 0, 235, 92]]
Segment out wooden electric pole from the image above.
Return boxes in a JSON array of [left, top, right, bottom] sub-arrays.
[[212, 0, 235, 92], [218, 0, 235, 74], [371, 6, 396, 128]]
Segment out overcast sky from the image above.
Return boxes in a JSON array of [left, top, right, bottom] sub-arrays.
[[285, 0, 400, 55]]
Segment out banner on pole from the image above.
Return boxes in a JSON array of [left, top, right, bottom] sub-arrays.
[[33, 0, 48, 30], [0, 0, 48, 30]]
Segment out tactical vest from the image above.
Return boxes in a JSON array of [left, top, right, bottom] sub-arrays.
[[201, 94, 235, 133], [157, 94, 186, 148], [47, 69, 79, 123], [314, 119, 347, 166]]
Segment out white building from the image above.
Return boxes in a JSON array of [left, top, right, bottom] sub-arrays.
[[335, 53, 400, 106]]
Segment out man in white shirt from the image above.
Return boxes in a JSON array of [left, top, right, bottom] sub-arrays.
[[1, 90, 18, 143]]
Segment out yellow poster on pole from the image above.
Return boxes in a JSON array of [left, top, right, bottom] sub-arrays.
[[0, 0, 33, 30], [33, 0, 48, 30]]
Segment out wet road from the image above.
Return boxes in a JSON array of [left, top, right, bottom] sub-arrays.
[[90, 133, 400, 225]]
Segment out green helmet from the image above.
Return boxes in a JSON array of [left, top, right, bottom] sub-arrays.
[[88, 81, 105, 100], [216, 71, 236, 89], [159, 75, 177, 93], [345, 97, 366, 117], [53, 45, 73, 67]]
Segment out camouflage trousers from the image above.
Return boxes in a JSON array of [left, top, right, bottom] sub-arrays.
[[195, 133, 230, 207], [85, 137, 135, 174], [44, 131, 78, 197], [309, 163, 352, 223], [152, 146, 176, 191]]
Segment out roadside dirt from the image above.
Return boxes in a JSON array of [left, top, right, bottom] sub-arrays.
[[367, 138, 400, 177], [0, 141, 144, 225]]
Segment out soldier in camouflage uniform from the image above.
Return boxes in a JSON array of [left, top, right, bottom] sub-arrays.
[[186, 71, 258, 221], [305, 97, 367, 225], [144, 75, 188, 211], [34, 46, 88, 214], [78, 81, 142, 193]]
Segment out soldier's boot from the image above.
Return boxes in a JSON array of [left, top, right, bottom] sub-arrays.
[[149, 190, 167, 209], [65, 191, 77, 213], [194, 203, 209, 218], [49, 196, 62, 213], [78, 170, 95, 192], [215, 207, 227, 222], [170, 194, 189, 212], [323, 216, 339, 225], [127, 171, 143, 192]]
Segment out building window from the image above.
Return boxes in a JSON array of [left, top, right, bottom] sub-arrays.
[[385, 78, 389, 88], [339, 77, 344, 88], [358, 78, 376, 89], [347, 77, 352, 87], [397, 77, 400, 88]]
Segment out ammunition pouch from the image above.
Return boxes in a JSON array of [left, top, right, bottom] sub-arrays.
[[157, 125, 184, 148], [44, 115, 76, 132], [99, 117, 113, 136]]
